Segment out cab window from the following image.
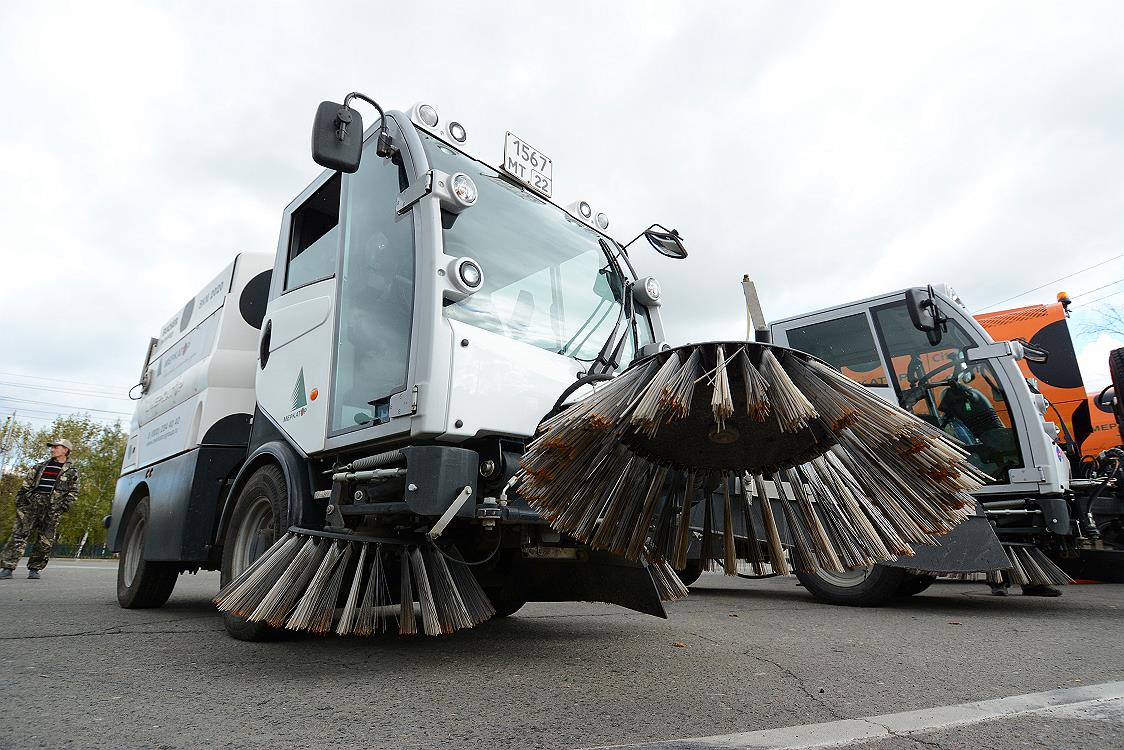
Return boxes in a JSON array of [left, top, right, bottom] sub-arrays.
[[286, 173, 340, 290], [786, 313, 889, 387], [871, 301, 1024, 482]]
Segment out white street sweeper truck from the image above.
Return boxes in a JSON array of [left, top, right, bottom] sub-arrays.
[[107, 95, 693, 639], [764, 283, 1121, 601]]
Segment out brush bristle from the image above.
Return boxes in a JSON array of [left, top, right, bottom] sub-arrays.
[[212, 531, 496, 637]]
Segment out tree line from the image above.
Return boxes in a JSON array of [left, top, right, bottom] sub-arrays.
[[0, 415, 127, 550]]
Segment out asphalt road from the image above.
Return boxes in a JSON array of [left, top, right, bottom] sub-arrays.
[[0, 561, 1121, 750]]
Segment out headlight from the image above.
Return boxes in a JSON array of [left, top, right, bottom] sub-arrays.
[[448, 121, 467, 143], [595, 212, 610, 230], [445, 257, 484, 301], [578, 201, 592, 218], [450, 173, 478, 207], [633, 276, 662, 306], [416, 103, 439, 128], [458, 259, 482, 288]]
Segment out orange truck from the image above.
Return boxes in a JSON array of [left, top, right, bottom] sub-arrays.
[[975, 295, 1122, 468]]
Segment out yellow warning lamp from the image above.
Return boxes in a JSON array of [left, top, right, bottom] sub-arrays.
[[1057, 290, 1072, 314]]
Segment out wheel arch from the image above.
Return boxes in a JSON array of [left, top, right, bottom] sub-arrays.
[[214, 440, 318, 552], [111, 482, 151, 550]]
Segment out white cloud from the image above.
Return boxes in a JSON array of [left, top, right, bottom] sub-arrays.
[[1076, 333, 1123, 390]]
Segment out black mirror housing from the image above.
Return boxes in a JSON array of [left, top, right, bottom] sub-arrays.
[[906, 287, 945, 346], [312, 101, 363, 173]]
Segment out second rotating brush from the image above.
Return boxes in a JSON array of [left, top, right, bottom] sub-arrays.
[[517, 341, 991, 578]]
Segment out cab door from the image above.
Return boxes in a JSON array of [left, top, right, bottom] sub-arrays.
[[256, 170, 341, 454]]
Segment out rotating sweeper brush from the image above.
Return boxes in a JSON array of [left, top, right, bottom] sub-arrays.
[[517, 341, 991, 576], [213, 530, 495, 636]]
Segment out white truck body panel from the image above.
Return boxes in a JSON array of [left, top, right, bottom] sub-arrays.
[[121, 253, 273, 473], [254, 279, 336, 455]]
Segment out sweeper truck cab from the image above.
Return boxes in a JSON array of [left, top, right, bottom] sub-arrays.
[[107, 95, 690, 638], [768, 284, 1123, 594]]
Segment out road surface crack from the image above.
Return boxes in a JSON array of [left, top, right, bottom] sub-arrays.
[[743, 651, 845, 720]]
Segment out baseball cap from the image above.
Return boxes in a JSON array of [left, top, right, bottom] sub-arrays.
[[47, 438, 73, 451]]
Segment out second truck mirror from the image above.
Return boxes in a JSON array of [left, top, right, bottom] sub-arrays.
[[312, 101, 363, 173], [906, 287, 944, 346]]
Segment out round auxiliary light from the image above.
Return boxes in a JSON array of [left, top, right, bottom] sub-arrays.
[[458, 259, 483, 288], [451, 172, 478, 206], [578, 201, 592, 219], [595, 212, 610, 230], [448, 121, 467, 143], [644, 276, 661, 301], [417, 104, 439, 128]]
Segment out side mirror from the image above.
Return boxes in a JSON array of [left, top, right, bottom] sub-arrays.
[[312, 101, 363, 173], [906, 286, 947, 346], [1094, 385, 1116, 413], [643, 225, 688, 259]]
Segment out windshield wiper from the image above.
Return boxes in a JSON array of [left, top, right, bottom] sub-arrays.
[[588, 239, 635, 376]]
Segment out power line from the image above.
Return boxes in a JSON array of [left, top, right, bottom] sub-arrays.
[[1072, 277, 1124, 300], [1080, 288, 1124, 307], [0, 381, 133, 401], [0, 370, 134, 391], [0, 395, 133, 417], [977, 252, 1124, 311]]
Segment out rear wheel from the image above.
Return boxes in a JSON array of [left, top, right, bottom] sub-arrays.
[[220, 464, 289, 641], [485, 588, 526, 618], [895, 573, 936, 597], [117, 497, 179, 608], [796, 564, 909, 606], [675, 559, 704, 588]]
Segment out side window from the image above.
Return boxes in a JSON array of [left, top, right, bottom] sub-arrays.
[[330, 150, 415, 432], [286, 173, 341, 291], [785, 313, 889, 387]]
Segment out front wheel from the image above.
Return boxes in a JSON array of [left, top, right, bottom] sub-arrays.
[[795, 564, 909, 606], [117, 497, 179, 608], [220, 464, 289, 641]]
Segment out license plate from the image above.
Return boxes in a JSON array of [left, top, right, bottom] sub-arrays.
[[502, 131, 552, 197]]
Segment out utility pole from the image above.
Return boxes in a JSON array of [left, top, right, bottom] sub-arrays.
[[0, 410, 16, 475]]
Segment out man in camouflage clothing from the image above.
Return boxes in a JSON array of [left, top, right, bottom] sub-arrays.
[[0, 439, 80, 579]]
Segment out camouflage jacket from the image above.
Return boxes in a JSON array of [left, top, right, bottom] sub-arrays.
[[16, 459, 80, 511]]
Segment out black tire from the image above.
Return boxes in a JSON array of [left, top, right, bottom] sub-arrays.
[[220, 464, 289, 641], [795, 564, 909, 606], [895, 573, 937, 597], [485, 589, 527, 618], [117, 497, 179, 608], [675, 559, 704, 588]]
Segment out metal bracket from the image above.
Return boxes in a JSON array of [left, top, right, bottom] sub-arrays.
[[426, 485, 474, 541], [395, 172, 434, 214], [1009, 466, 1047, 483], [965, 341, 1014, 362], [389, 385, 419, 418]]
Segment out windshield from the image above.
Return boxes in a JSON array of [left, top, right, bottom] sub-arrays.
[[420, 133, 652, 365], [871, 300, 1024, 483]]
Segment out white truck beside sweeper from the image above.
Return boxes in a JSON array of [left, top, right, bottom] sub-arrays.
[[760, 283, 1119, 601]]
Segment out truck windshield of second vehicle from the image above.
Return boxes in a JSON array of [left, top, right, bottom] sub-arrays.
[[873, 300, 1025, 481], [421, 132, 653, 366], [789, 299, 1026, 482]]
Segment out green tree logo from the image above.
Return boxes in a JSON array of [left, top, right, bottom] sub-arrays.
[[291, 368, 308, 412]]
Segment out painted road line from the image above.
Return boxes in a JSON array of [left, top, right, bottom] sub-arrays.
[[589, 681, 1124, 750]]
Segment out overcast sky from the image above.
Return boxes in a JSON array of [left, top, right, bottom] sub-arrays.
[[1, 1, 1122, 429]]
